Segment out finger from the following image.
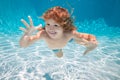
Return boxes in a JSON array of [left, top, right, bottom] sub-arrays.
[[36, 27, 42, 30], [83, 48, 91, 55], [92, 40, 98, 44], [28, 16, 33, 27], [81, 39, 89, 46], [90, 38, 98, 45], [21, 19, 30, 29], [82, 39, 89, 43], [19, 27, 27, 33], [79, 42, 86, 45]]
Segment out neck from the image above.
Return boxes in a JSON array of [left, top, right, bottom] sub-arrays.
[[52, 33, 65, 40]]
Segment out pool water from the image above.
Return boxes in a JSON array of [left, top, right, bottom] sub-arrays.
[[0, 0, 120, 80]]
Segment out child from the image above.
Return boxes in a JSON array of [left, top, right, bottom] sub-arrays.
[[19, 6, 98, 58]]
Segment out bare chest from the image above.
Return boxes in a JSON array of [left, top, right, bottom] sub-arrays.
[[44, 36, 72, 49]]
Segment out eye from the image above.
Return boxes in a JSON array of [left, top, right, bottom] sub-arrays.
[[54, 24, 58, 27], [47, 23, 50, 26]]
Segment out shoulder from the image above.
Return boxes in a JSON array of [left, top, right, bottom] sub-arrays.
[[71, 30, 80, 37], [70, 30, 84, 39], [64, 30, 78, 39]]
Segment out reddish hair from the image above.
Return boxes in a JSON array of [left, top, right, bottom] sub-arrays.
[[42, 6, 76, 32]]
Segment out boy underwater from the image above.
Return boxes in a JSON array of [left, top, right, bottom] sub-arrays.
[[19, 6, 98, 58]]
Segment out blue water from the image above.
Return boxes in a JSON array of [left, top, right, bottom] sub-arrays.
[[0, 0, 120, 80]]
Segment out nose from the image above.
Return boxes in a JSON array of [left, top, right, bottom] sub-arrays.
[[49, 26, 54, 30]]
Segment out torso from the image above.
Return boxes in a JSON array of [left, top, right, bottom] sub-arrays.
[[42, 31, 73, 49]]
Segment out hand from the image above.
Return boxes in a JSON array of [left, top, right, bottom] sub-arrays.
[[81, 36, 98, 55], [72, 31, 98, 55], [19, 16, 42, 35]]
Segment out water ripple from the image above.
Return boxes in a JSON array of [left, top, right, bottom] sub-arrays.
[[0, 34, 120, 80]]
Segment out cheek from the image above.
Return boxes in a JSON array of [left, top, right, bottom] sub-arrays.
[[56, 28, 63, 33], [45, 27, 49, 31], [45, 28, 49, 34]]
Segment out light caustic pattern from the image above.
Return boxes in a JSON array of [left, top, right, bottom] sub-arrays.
[[0, 20, 120, 80]]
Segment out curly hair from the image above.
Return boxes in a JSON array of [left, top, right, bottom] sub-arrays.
[[42, 6, 76, 32]]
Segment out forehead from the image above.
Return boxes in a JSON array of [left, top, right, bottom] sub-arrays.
[[46, 19, 59, 25]]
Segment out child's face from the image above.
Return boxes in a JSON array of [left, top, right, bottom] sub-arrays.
[[45, 19, 64, 39]]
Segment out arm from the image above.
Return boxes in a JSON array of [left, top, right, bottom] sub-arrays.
[[72, 30, 98, 55], [19, 16, 43, 48]]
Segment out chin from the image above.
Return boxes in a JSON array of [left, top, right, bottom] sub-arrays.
[[50, 35, 61, 39], [50, 36, 57, 39]]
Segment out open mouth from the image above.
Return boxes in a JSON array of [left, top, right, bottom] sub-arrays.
[[49, 31, 57, 35]]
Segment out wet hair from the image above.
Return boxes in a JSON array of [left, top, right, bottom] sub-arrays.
[[42, 6, 76, 32]]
